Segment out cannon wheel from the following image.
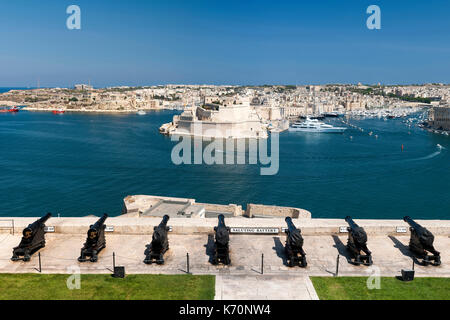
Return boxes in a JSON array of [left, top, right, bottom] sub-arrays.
[[156, 254, 164, 265], [288, 258, 295, 268], [89, 250, 98, 263], [224, 254, 231, 265], [300, 256, 307, 268]]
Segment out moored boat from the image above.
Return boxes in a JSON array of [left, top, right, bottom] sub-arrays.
[[289, 117, 347, 133], [8, 106, 20, 112]]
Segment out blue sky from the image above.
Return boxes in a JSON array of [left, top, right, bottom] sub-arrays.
[[0, 0, 449, 87]]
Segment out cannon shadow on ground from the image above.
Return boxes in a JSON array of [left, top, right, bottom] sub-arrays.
[[388, 236, 420, 265], [204, 233, 215, 265], [331, 235, 353, 264], [272, 237, 288, 266]]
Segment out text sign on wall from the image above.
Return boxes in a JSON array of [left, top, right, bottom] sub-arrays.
[[396, 226, 408, 233], [105, 226, 114, 232], [339, 226, 349, 233], [230, 227, 279, 234], [44, 226, 55, 233]]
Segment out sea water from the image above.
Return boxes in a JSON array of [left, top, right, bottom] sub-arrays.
[[0, 110, 449, 219]]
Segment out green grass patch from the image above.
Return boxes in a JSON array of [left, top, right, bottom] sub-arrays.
[[311, 277, 450, 300], [0, 274, 215, 300]]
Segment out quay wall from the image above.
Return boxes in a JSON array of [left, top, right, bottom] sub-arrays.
[[1, 217, 449, 236]]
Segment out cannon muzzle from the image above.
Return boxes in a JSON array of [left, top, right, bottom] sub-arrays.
[[160, 214, 170, 227], [37, 213, 52, 224], [217, 214, 226, 227], [403, 216, 421, 229], [91, 214, 108, 229], [285, 217, 298, 232], [345, 216, 359, 229]]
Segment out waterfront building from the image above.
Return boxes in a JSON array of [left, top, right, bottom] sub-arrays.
[[429, 106, 450, 130], [161, 99, 269, 138]]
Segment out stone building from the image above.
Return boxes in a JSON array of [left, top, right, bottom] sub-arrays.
[[430, 106, 450, 130]]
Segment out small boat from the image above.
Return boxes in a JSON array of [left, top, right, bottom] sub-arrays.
[[322, 112, 340, 118], [52, 109, 65, 114], [8, 106, 19, 113], [137, 110, 147, 116]]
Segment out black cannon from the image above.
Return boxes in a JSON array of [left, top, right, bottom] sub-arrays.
[[144, 215, 170, 265], [212, 214, 230, 265], [284, 217, 307, 267], [11, 213, 52, 262], [404, 216, 441, 266], [78, 214, 108, 262], [345, 216, 372, 266]]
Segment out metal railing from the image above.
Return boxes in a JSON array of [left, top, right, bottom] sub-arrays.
[[0, 219, 14, 235]]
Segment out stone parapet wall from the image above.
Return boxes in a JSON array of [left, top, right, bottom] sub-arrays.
[[245, 204, 311, 219], [196, 203, 243, 217], [2, 217, 449, 236]]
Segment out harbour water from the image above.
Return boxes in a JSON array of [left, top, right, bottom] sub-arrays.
[[0, 109, 449, 219]]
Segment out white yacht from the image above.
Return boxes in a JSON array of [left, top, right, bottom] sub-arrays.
[[289, 117, 347, 133]]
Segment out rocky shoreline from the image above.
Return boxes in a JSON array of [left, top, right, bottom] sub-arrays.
[[22, 107, 169, 113]]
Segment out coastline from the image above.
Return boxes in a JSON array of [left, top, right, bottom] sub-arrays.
[[22, 107, 176, 114]]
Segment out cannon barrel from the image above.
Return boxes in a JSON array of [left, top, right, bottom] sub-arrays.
[[345, 216, 359, 230], [90, 214, 108, 231], [24, 213, 52, 236], [285, 217, 299, 233], [217, 214, 226, 227], [403, 216, 423, 231], [36, 213, 52, 225], [158, 215, 170, 228], [29, 213, 52, 229]]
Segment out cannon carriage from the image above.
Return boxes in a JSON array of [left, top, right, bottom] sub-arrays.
[[144, 215, 170, 265], [284, 217, 307, 267], [78, 214, 108, 263], [404, 216, 441, 266], [212, 214, 231, 265], [345, 216, 372, 266], [11, 213, 52, 262]]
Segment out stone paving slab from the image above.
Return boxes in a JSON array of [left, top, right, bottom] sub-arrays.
[[0, 234, 448, 277], [214, 275, 319, 300]]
